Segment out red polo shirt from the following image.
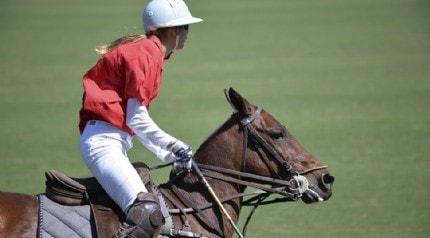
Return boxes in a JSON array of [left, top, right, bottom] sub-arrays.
[[79, 35, 165, 135]]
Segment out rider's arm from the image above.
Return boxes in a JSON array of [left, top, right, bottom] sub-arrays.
[[126, 98, 185, 162]]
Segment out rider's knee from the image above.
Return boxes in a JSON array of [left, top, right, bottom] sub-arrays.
[[126, 192, 164, 238]]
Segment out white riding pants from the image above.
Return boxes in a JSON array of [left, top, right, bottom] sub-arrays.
[[79, 120, 148, 213]]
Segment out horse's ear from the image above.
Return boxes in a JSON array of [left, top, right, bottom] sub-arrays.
[[224, 88, 236, 111], [226, 87, 254, 115]]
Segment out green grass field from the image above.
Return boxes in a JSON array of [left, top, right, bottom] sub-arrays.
[[1, 0, 429, 237]]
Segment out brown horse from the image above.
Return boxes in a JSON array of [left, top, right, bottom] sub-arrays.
[[0, 88, 334, 238]]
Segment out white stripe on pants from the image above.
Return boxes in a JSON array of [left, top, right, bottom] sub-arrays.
[[79, 120, 148, 213]]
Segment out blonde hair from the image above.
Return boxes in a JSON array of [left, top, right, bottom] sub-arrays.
[[95, 34, 147, 55]]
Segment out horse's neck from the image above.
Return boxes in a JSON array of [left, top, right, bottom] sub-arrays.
[[166, 173, 242, 238], [194, 114, 243, 170], [168, 115, 246, 234]]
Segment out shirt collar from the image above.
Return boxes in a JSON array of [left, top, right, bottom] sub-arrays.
[[148, 34, 173, 60], [148, 34, 162, 49], [148, 34, 169, 60]]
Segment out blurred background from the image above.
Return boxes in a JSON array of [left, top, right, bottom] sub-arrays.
[[0, 0, 429, 237]]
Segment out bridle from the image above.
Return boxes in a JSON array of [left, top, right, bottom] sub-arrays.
[[156, 107, 328, 237], [188, 107, 328, 236], [199, 107, 327, 200]]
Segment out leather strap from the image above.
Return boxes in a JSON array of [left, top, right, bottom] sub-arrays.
[[170, 184, 224, 238], [198, 164, 294, 187]]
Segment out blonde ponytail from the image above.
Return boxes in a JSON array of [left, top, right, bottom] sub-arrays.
[[95, 34, 147, 55]]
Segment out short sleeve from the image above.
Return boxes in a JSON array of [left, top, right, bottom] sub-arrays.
[[122, 52, 153, 107]]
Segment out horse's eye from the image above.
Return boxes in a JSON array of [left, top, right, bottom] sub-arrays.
[[269, 129, 284, 140]]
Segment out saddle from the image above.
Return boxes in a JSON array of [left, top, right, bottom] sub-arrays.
[[44, 162, 154, 238]]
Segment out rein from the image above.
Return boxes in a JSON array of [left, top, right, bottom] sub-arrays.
[[198, 164, 300, 200]]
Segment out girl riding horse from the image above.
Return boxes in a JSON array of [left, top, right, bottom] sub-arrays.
[[79, 0, 202, 236]]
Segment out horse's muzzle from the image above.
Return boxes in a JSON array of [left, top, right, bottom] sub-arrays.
[[301, 172, 335, 203]]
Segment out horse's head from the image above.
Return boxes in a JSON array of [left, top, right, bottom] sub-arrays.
[[223, 88, 334, 203]]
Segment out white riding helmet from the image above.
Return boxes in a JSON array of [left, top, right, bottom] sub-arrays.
[[143, 0, 203, 32]]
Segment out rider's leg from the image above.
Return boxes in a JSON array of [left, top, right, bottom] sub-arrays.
[[80, 120, 163, 237]]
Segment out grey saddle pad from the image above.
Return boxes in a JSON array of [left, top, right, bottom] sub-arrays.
[[38, 194, 94, 238]]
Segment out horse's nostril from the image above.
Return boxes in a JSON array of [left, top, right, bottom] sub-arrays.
[[322, 173, 335, 185]]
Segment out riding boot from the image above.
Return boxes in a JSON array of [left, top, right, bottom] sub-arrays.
[[113, 192, 164, 238]]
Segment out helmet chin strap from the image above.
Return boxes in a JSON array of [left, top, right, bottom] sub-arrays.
[[174, 27, 180, 50], [175, 35, 180, 49]]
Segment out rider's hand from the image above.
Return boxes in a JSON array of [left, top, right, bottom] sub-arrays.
[[168, 141, 193, 174]]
